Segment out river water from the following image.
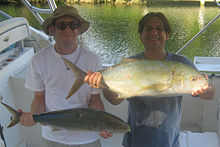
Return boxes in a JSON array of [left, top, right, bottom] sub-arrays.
[[0, 3, 219, 65]]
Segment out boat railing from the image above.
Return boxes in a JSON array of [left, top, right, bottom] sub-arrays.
[[0, 10, 12, 20], [21, 0, 57, 24], [215, 0, 220, 7], [176, 0, 220, 54]]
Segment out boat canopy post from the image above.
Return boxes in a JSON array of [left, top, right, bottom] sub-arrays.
[[215, 0, 220, 7], [176, 14, 220, 54], [21, 0, 56, 24], [176, 0, 220, 54], [0, 10, 12, 19], [47, 0, 57, 11]]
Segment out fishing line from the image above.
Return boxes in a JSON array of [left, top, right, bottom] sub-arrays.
[[62, 45, 82, 70]]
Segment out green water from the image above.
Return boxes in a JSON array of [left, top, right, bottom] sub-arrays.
[[0, 3, 219, 64]]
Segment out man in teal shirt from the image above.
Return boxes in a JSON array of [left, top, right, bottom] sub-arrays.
[[85, 12, 214, 147]]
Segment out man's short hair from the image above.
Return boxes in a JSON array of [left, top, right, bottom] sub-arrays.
[[138, 12, 171, 35]]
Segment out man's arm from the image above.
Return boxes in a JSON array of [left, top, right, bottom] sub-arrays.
[[89, 93, 113, 139], [85, 71, 124, 105], [31, 91, 46, 114], [19, 91, 46, 126], [88, 94, 104, 111]]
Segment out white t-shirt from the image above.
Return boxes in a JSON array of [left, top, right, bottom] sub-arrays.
[[25, 45, 102, 145]]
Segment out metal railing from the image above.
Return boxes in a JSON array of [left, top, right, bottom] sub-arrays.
[[0, 10, 12, 19], [21, 0, 57, 24], [176, 0, 220, 54]]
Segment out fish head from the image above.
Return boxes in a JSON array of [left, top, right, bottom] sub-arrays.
[[108, 123, 131, 133], [105, 118, 131, 133], [103, 113, 131, 133], [187, 73, 209, 92], [178, 67, 209, 93]]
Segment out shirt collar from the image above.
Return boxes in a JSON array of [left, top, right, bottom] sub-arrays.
[[51, 45, 81, 59]]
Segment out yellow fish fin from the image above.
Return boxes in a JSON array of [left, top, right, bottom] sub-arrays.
[[51, 127, 62, 132], [103, 88, 119, 98], [138, 83, 171, 93], [117, 94, 129, 99], [103, 88, 128, 99], [39, 123, 48, 126], [121, 58, 139, 63]]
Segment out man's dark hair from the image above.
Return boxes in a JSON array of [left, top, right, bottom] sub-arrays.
[[138, 12, 171, 35]]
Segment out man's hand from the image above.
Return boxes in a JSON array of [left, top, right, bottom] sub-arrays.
[[84, 71, 102, 88], [191, 84, 214, 100], [19, 112, 36, 126], [99, 131, 113, 139], [191, 75, 214, 100]]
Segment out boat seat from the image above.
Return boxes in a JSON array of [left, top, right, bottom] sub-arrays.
[[180, 131, 219, 147], [0, 17, 31, 52]]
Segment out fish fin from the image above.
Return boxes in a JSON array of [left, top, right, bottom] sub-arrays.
[[102, 89, 131, 99], [103, 88, 119, 98], [38, 123, 48, 126], [103, 89, 128, 99], [62, 58, 86, 99], [117, 93, 131, 99], [153, 83, 171, 92], [66, 79, 84, 99], [121, 58, 138, 63], [51, 127, 62, 132], [117, 94, 127, 99], [138, 83, 171, 93], [0, 102, 21, 128]]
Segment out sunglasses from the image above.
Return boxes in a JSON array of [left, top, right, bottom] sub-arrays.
[[55, 21, 80, 31]]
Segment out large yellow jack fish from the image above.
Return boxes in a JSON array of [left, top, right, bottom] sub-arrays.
[[63, 58, 208, 99]]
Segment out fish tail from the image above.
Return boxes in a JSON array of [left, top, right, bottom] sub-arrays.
[[0, 102, 21, 128], [62, 58, 87, 99]]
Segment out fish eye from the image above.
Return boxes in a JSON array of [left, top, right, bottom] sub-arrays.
[[190, 76, 197, 81]]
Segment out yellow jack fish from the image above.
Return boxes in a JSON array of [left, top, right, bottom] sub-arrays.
[[63, 58, 208, 99]]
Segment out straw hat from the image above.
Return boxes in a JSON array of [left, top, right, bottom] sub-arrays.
[[42, 5, 90, 35]]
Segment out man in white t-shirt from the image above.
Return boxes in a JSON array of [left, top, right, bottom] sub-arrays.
[[19, 5, 112, 147]]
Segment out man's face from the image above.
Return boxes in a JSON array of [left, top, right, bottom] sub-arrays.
[[140, 17, 169, 51], [53, 16, 80, 43]]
